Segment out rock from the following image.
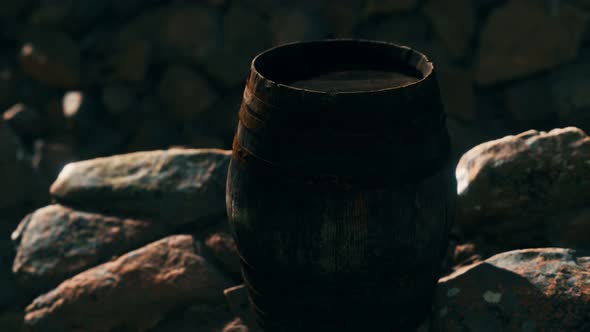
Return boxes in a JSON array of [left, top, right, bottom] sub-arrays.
[[61, 91, 99, 133], [270, 8, 327, 45], [0, 255, 17, 309], [158, 6, 222, 64], [357, 14, 430, 47], [424, 0, 475, 59], [12, 204, 168, 293], [437, 66, 476, 122], [549, 55, 590, 128], [50, 149, 231, 227], [456, 127, 590, 249], [202, 223, 241, 280], [0, 123, 35, 210], [117, 6, 221, 65], [25, 235, 230, 331], [322, 0, 364, 37], [109, 40, 149, 82], [159, 65, 218, 120], [32, 140, 77, 185], [364, 0, 419, 14], [0, 309, 24, 332], [0, 0, 32, 18], [432, 248, 590, 332], [504, 74, 556, 123], [0, 65, 20, 111], [203, 3, 270, 87], [476, 0, 589, 85], [224, 285, 260, 332], [223, 318, 250, 332], [19, 29, 81, 89], [101, 84, 136, 115], [150, 303, 234, 332], [3, 103, 45, 140]]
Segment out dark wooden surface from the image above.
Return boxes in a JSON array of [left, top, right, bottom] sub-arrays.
[[291, 69, 420, 92], [226, 40, 455, 331]]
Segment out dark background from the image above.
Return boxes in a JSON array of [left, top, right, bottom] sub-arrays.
[[0, 0, 589, 302]]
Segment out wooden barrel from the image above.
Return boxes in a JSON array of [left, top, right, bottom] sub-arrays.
[[226, 39, 456, 331]]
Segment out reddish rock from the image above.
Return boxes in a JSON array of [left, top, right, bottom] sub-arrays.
[[432, 248, 590, 332], [202, 223, 241, 280], [25, 235, 230, 332], [456, 127, 590, 249], [223, 318, 250, 332], [19, 29, 81, 89], [12, 204, 168, 293], [50, 149, 231, 227]]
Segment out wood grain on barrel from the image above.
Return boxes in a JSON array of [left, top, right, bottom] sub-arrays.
[[226, 40, 454, 332]]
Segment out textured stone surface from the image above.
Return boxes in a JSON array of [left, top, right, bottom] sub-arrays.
[[364, 0, 419, 14], [424, 0, 475, 59], [476, 0, 588, 84], [19, 29, 81, 89], [12, 204, 167, 293], [159, 65, 218, 120], [456, 127, 590, 249], [50, 149, 231, 226], [2, 103, 45, 140], [202, 222, 241, 281], [432, 248, 590, 332], [25, 235, 230, 332]]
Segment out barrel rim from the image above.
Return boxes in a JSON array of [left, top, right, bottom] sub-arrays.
[[250, 39, 434, 95]]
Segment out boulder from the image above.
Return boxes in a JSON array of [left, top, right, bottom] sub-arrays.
[[3, 103, 45, 140], [201, 222, 241, 281], [549, 54, 590, 128], [364, 0, 419, 14], [270, 8, 327, 45], [476, 0, 588, 85], [50, 149, 231, 227], [0, 123, 36, 210], [437, 66, 476, 122], [456, 127, 590, 249], [25, 235, 230, 332], [432, 248, 590, 332], [101, 84, 136, 115], [19, 29, 81, 89], [159, 65, 218, 120], [203, 3, 270, 87], [424, 0, 475, 59], [12, 204, 168, 293], [150, 303, 234, 332]]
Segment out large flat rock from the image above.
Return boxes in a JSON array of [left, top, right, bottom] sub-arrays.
[[50, 149, 231, 227]]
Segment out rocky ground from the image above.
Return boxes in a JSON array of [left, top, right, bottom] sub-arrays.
[[0, 126, 588, 331]]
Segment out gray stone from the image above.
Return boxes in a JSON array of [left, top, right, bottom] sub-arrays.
[[12, 204, 168, 293], [50, 149, 231, 227], [456, 127, 590, 249], [25, 235, 230, 332]]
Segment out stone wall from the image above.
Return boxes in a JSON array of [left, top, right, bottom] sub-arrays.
[[1, 0, 590, 259]]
